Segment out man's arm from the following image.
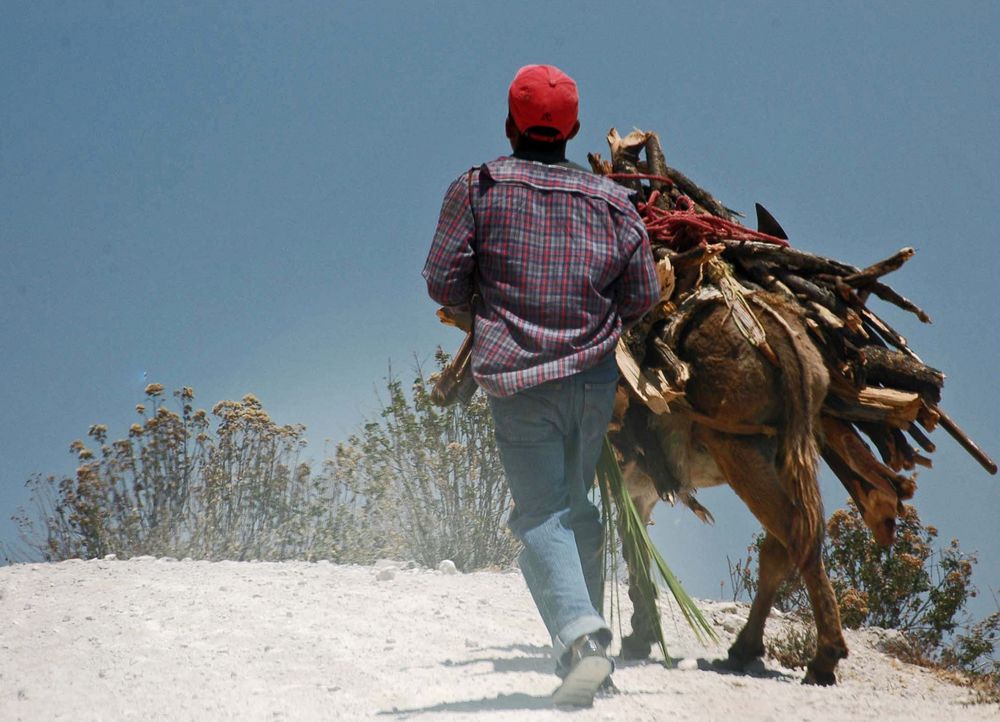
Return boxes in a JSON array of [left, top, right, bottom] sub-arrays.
[[613, 209, 660, 329], [423, 174, 476, 307]]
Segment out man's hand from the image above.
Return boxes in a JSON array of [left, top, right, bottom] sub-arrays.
[[436, 304, 473, 333]]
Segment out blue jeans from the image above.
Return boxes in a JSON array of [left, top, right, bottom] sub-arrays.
[[488, 354, 619, 667]]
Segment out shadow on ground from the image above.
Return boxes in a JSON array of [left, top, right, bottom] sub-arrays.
[[381, 648, 798, 716], [441, 643, 553, 675]]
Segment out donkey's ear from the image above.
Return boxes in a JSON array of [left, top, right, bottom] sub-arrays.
[[755, 203, 789, 241]]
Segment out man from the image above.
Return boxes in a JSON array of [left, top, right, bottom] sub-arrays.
[[423, 64, 659, 707]]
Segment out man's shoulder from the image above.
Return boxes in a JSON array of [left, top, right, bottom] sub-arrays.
[[476, 157, 636, 211]]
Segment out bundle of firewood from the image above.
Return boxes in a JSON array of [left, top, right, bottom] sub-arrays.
[[588, 128, 996, 525]]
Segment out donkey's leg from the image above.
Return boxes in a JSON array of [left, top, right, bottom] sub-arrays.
[[727, 532, 793, 666], [799, 552, 848, 685], [619, 481, 662, 661], [701, 433, 797, 668], [620, 532, 657, 660]]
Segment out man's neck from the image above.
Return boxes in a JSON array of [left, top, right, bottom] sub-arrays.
[[512, 137, 568, 164]]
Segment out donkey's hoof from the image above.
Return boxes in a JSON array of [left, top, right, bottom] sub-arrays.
[[725, 640, 765, 669], [620, 634, 652, 660], [714, 654, 765, 675], [803, 663, 837, 686]]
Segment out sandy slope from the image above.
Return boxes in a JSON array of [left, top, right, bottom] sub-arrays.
[[1, 558, 994, 721]]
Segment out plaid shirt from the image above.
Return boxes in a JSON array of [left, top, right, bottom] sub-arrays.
[[423, 156, 659, 397]]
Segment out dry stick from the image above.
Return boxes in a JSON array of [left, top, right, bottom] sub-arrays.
[[934, 407, 999, 475], [647, 335, 691, 390], [861, 308, 912, 356], [906, 423, 936, 454], [866, 282, 932, 323], [655, 242, 725, 268], [821, 446, 903, 535], [821, 416, 912, 498], [607, 128, 647, 197], [736, 259, 806, 314], [662, 165, 734, 219], [776, 269, 841, 314], [643, 131, 673, 198], [823, 387, 922, 427], [722, 240, 859, 275], [857, 420, 904, 470], [890, 427, 918, 470], [842, 247, 915, 287], [917, 403, 940, 432], [587, 152, 613, 176], [859, 345, 944, 403]]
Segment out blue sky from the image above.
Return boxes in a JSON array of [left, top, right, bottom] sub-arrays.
[[2, 2, 997, 620]]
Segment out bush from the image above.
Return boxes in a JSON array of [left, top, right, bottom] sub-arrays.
[[12, 354, 519, 571], [14, 386, 327, 561], [331, 352, 519, 570]]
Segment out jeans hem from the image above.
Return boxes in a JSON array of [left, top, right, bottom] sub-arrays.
[[554, 614, 610, 663]]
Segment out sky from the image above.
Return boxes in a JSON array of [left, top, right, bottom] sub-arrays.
[[1, 2, 997, 620]]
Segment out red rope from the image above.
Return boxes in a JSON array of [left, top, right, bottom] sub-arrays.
[[638, 191, 789, 250]]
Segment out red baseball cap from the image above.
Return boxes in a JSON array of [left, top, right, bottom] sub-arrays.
[[507, 64, 579, 142]]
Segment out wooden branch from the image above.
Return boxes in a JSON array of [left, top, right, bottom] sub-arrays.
[[662, 165, 733, 219], [721, 241, 858, 275], [607, 128, 648, 196], [856, 420, 907, 471], [824, 386, 922, 428], [842, 247, 915, 287], [655, 242, 726, 269], [776, 270, 841, 313], [615, 338, 681, 415], [861, 309, 916, 358], [643, 131, 673, 196], [935, 406, 998, 475], [822, 447, 901, 545], [808, 301, 845, 330], [917, 403, 940, 432], [821, 416, 917, 500], [587, 152, 613, 176], [647, 335, 691, 390], [906, 423, 936, 454], [859, 345, 944, 403], [866, 281, 932, 324]]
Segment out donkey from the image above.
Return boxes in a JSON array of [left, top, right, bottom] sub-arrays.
[[608, 290, 850, 685]]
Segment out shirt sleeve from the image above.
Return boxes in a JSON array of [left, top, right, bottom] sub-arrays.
[[612, 206, 660, 329], [422, 173, 476, 307]]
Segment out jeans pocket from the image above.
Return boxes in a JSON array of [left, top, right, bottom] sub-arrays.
[[490, 391, 561, 444], [581, 379, 618, 445]]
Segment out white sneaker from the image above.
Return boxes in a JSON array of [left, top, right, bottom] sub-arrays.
[[552, 635, 614, 707]]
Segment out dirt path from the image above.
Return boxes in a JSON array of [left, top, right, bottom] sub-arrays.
[[1, 558, 994, 720]]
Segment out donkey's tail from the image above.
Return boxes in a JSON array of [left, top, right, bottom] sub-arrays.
[[755, 298, 827, 566]]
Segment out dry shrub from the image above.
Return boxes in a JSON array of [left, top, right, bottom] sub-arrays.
[[331, 352, 519, 570], [765, 620, 816, 670], [13, 354, 519, 571]]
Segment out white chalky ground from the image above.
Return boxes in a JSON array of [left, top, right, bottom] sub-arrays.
[[1, 558, 995, 721]]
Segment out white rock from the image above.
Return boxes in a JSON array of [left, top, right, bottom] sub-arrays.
[[438, 560, 458, 575], [103, 554, 117, 561], [677, 658, 698, 671], [376, 568, 396, 581], [720, 613, 746, 634]]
